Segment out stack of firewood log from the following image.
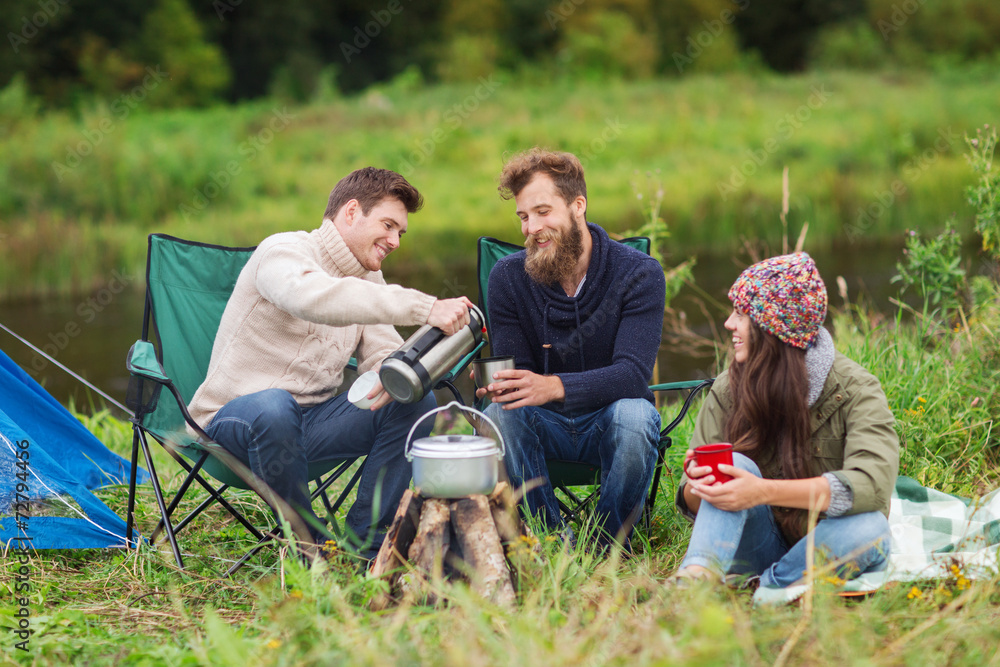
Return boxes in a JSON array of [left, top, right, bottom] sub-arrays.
[[368, 482, 537, 608]]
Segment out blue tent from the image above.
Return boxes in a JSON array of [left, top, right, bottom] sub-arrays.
[[0, 348, 148, 549]]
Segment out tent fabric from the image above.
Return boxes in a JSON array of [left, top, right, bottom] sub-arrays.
[[0, 348, 148, 549]]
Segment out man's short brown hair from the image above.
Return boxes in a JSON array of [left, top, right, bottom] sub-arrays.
[[323, 167, 423, 220], [498, 148, 587, 204]]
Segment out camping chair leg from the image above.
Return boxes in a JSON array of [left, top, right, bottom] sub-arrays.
[[169, 484, 230, 535], [646, 439, 670, 515], [555, 484, 599, 524], [161, 449, 266, 541], [556, 496, 578, 522], [315, 461, 366, 538], [135, 428, 185, 569], [125, 428, 142, 550], [167, 477, 265, 542], [226, 531, 278, 576], [150, 451, 210, 542], [226, 460, 368, 576]]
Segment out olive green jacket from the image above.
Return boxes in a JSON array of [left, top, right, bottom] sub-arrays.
[[677, 352, 899, 539]]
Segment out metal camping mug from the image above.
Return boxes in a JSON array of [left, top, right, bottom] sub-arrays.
[[472, 355, 515, 389], [404, 401, 506, 498], [380, 305, 486, 404]]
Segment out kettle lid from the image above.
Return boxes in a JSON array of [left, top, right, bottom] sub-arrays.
[[410, 434, 498, 459]]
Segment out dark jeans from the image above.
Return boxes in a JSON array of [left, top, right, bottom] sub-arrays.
[[486, 398, 660, 547], [204, 387, 436, 557]]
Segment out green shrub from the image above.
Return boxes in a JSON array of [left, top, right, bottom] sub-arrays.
[[557, 11, 658, 79], [809, 20, 889, 70]]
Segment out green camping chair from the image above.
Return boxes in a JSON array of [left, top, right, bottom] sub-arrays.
[[123, 234, 367, 575], [475, 235, 714, 524]]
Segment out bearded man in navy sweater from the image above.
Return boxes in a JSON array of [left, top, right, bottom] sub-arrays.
[[477, 148, 666, 550]]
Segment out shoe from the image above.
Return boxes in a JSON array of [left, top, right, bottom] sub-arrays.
[[725, 573, 760, 592], [667, 567, 721, 589]]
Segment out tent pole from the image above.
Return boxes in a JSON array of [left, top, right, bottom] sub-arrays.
[[0, 321, 132, 416]]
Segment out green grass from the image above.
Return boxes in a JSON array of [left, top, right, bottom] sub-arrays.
[[3, 287, 999, 665], [1, 69, 998, 299]]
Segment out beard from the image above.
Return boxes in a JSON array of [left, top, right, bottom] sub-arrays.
[[524, 217, 584, 286]]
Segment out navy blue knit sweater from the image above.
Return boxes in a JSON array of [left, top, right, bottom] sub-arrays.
[[487, 223, 666, 414]]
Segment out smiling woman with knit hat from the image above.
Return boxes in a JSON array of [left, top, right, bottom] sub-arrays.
[[672, 252, 899, 593]]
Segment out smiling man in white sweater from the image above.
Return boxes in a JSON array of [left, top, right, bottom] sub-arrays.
[[188, 167, 473, 560]]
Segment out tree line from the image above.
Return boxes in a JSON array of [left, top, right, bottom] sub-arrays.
[[3, 0, 999, 109]]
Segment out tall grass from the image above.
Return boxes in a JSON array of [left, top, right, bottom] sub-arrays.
[[1, 69, 998, 299], [3, 287, 998, 665]]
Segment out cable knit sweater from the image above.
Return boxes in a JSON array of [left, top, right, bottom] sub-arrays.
[[487, 223, 666, 414], [188, 220, 437, 429]]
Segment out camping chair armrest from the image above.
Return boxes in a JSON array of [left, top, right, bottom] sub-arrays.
[[653, 378, 715, 439], [158, 381, 214, 445], [126, 339, 213, 443]]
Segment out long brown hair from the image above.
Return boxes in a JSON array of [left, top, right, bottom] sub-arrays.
[[726, 320, 812, 479], [726, 321, 813, 539]]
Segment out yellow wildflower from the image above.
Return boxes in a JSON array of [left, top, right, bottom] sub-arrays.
[[907, 586, 923, 599], [290, 590, 303, 599], [267, 639, 282, 649], [917, 397, 926, 404]]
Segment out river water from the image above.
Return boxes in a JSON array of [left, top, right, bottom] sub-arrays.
[[0, 241, 909, 414]]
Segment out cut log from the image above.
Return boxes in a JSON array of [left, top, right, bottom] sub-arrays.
[[404, 498, 451, 603], [369, 490, 422, 610], [450, 496, 516, 606]]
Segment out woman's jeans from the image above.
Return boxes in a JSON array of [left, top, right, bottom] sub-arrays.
[[679, 453, 891, 588], [486, 398, 660, 547], [204, 387, 437, 558]]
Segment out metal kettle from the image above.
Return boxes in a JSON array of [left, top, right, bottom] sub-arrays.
[[379, 305, 485, 404]]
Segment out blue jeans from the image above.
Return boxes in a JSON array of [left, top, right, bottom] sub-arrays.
[[680, 453, 891, 587], [204, 388, 436, 557], [486, 398, 660, 547]]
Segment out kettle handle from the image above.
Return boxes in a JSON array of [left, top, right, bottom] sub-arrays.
[[469, 303, 485, 332], [404, 400, 506, 461]]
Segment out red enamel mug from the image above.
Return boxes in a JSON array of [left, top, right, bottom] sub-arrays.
[[693, 443, 734, 483]]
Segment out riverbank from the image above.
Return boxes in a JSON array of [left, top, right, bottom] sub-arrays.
[[2, 68, 997, 300]]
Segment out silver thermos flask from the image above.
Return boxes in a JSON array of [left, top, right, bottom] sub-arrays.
[[379, 305, 486, 404]]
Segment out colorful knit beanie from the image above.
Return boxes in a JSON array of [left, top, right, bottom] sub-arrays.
[[728, 252, 827, 349]]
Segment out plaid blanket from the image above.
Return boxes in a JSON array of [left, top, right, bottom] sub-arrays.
[[753, 476, 1000, 606]]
